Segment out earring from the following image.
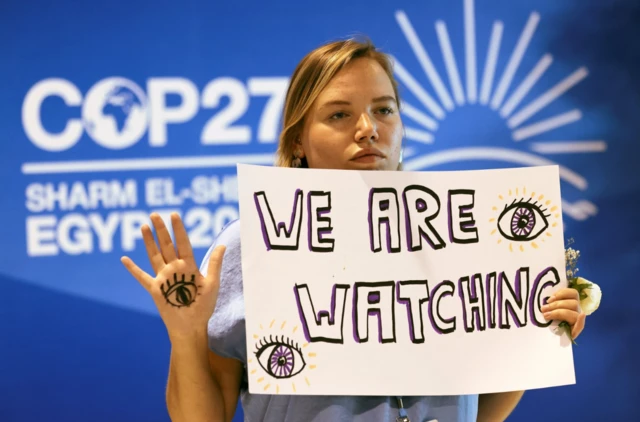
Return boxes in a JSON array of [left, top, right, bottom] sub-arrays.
[[292, 151, 302, 168]]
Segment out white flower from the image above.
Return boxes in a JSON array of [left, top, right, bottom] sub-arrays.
[[576, 277, 602, 315]]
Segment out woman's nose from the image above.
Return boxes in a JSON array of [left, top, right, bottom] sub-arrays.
[[355, 113, 378, 143]]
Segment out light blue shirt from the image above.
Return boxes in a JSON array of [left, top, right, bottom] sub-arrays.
[[203, 220, 478, 422]]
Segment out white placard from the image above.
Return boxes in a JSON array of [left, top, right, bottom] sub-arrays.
[[238, 164, 575, 396]]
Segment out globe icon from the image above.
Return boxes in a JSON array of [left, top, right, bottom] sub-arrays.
[[82, 78, 149, 149]]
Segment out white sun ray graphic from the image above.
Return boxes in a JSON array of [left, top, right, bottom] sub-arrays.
[[393, 0, 607, 222]]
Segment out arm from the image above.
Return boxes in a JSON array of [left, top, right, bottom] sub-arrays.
[[120, 213, 242, 422], [166, 331, 243, 422], [477, 390, 524, 422]]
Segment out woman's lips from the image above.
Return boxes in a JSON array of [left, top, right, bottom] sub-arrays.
[[350, 148, 385, 163]]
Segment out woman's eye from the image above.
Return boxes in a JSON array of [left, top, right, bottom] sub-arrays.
[[329, 112, 347, 120], [378, 107, 394, 115]]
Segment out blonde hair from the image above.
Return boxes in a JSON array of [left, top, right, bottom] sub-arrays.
[[274, 37, 400, 168]]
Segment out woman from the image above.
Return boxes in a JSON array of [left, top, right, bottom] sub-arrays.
[[121, 38, 586, 422]]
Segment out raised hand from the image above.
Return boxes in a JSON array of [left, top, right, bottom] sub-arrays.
[[121, 212, 226, 339]]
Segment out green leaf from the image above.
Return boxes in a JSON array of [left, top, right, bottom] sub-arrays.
[[556, 321, 577, 345], [575, 283, 592, 292]]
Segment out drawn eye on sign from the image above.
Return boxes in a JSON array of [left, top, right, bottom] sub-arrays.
[[490, 187, 560, 251], [248, 320, 318, 394], [255, 335, 306, 379]]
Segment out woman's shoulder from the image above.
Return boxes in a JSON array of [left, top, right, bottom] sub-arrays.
[[200, 219, 242, 275], [216, 219, 241, 244]]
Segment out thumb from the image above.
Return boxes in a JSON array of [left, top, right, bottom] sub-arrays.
[[121, 256, 154, 291], [205, 245, 227, 285], [572, 312, 587, 339]]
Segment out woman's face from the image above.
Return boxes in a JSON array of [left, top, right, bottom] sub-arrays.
[[299, 58, 403, 171]]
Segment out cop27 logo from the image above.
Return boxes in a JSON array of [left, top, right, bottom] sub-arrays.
[[392, 0, 606, 222], [21, 76, 288, 151]]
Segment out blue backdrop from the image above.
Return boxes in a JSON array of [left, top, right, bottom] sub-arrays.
[[1, 0, 638, 421]]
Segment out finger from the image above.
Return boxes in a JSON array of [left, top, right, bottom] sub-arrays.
[[572, 313, 586, 339], [547, 288, 579, 303], [171, 212, 195, 265], [121, 256, 154, 291], [150, 213, 178, 263], [205, 245, 227, 284], [142, 224, 165, 274], [541, 299, 580, 313], [543, 309, 579, 325]]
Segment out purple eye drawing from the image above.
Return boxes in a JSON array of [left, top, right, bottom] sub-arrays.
[[497, 198, 550, 241], [255, 335, 307, 379]]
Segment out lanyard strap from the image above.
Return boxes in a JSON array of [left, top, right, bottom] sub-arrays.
[[396, 397, 410, 422]]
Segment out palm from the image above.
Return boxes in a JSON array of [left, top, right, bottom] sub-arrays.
[[121, 212, 226, 337]]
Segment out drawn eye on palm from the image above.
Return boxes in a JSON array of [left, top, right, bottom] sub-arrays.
[[161, 273, 202, 307]]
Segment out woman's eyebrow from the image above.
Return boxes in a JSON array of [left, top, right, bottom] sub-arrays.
[[319, 100, 351, 109], [372, 95, 396, 103], [320, 95, 396, 109]]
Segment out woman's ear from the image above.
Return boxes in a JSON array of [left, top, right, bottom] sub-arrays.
[[294, 138, 306, 158]]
